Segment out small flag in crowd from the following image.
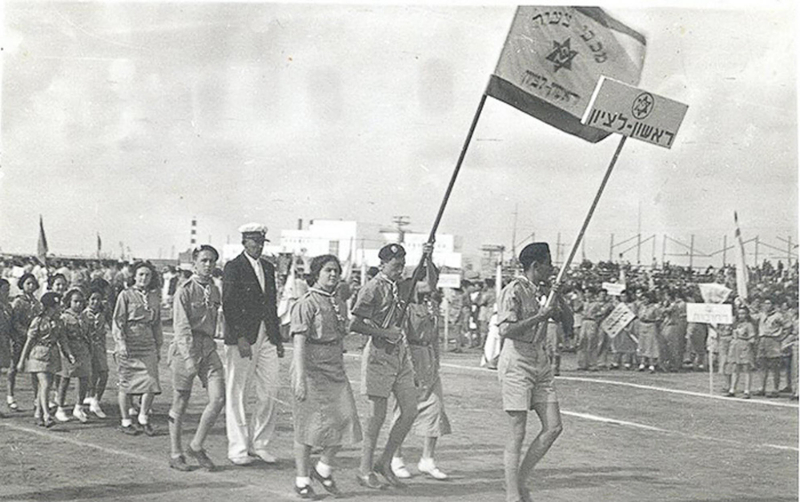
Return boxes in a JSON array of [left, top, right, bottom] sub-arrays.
[[37, 215, 48, 264], [487, 6, 646, 142], [97, 232, 102, 256], [698, 283, 731, 304], [734, 212, 748, 301]]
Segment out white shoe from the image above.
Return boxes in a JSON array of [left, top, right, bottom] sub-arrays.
[[89, 399, 107, 419], [55, 407, 71, 422], [391, 457, 412, 479], [252, 450, 277, 464], [229, 456, 255, 466], [418, 458, 447, 480], [72, 406, 89, 423]]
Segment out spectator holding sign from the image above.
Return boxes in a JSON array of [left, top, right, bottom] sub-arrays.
[[725, 304, 756, 398], [610, 291, 638, 370], [637, 291, 663, 373]]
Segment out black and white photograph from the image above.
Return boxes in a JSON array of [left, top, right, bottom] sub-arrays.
[[0, 1, 796, 501]]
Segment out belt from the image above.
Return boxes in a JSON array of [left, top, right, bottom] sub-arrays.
[[306, 338, 340, 346], [407, 340, 431, 347], [640, 320, 659, 324]]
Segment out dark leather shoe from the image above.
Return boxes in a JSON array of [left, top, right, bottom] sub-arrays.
[[294, 483, 315, 499], [119, 424, 140, 436], [169, 455, 193, 472], [374, 462, 406, 488], [186, 447, 215, 471], [355, 472, 386, 490], [311, 466, 341, 496]]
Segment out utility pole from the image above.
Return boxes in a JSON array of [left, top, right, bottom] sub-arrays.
[[651, 234, 656, 265], [722, 234, 727, 267], [392, 216, 410, 243], [609, 233, 614, 262], [754, 235, 759, 267], [511, 203, 518, 261], [689, 234, 695, 270], [662, 234, 666, 266]]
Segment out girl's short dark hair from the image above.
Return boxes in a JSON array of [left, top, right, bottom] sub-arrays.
[[308, 255, 341, 285], [49, 273, 68, 290], [40, 292, 61, 309], [17, 273, 39, 291], [127, 261, 157, 288], [63, 288, 85, 307]]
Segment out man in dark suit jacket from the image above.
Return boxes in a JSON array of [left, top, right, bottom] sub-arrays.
[[222, 223, 284, 466]]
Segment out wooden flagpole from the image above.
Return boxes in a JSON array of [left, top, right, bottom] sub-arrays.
[[396, 92, 489, 325], [535, 135, 628, 340]]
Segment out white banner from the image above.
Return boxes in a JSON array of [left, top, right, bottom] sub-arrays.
[[601, 302, 636, 338], [602, 282, 626, 296], [437, 273, 461, 289], [687, 303, 733, 325]]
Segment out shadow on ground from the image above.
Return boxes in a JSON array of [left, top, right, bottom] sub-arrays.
[[0, 481, 246, 501]]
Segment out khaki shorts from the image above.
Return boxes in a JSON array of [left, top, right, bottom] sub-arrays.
[[169, 346, 224, 392], [360, 338, 416, 401], [498, 339, 558, 411]]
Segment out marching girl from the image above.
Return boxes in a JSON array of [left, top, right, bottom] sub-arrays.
[[8, 273, 42, 412], [112, 262, 163, 436], [17, 292, 74, 427], [391, 258, 451, 481], [82, 288, 109, 418], [55, 289, 93, 423], [291, 255, 362, 498]]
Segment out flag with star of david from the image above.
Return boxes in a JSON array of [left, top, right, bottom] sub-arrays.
[[487, 6, 647, 143]]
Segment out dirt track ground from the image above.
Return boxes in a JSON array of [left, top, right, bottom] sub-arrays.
[[1, 328, 797, 502]]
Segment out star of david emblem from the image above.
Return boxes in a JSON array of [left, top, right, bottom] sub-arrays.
[[632, 92, 655, 119], [545, 38, 578, 73]]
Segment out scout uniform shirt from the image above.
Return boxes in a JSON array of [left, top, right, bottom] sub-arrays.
[[497, 275, 547, 355], [351, 272, 404, 345], [171, 275, 221, 366], [11, 294, 42, 345]]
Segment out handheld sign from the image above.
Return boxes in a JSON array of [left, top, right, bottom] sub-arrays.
[[687, 303, 733, 325], [602, 282, 626, 296], [581, 76, 688, 148], [437, 273, 462, 290], [601, 302, 636, 338]]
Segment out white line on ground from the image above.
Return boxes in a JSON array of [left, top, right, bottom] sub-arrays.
[[427, 357, 798, 410], [343, 351, 799, 452], [562, 410, 799, 453]]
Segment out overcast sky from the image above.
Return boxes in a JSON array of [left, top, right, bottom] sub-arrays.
[[0, 1, 796, 267]]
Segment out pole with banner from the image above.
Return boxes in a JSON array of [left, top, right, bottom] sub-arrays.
[[397, 6, 649, 326], [534, 76, 689, 343]]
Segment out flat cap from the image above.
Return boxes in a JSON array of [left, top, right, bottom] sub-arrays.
[[378, 243, 406, 262], [519, 242, 550, 268]]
